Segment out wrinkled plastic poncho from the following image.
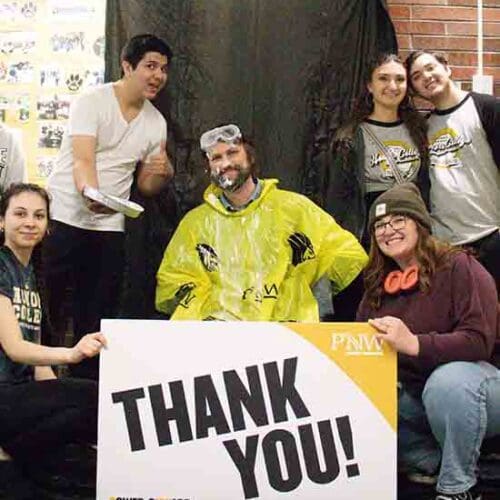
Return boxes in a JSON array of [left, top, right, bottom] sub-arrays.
[[156, 179, 367, 321]]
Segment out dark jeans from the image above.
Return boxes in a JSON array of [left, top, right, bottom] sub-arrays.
[[0, 378, 97, 464], [42, 220, 125, 379], [468, 229, 500, 296]]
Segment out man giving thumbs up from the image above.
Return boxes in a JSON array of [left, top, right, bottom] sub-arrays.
[[43, 34, 174, 380]]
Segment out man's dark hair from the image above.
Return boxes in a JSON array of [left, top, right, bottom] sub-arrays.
[[405, 50, 449, 90], [120, 34, 173, 69], [240, 139, 258, 175]]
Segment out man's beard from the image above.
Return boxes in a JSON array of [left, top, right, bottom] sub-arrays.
[[210, 164, 252, 193]]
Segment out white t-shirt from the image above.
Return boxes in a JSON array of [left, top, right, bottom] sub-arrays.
[[48, 83, 167, 232], [0, 124, 27, 191]]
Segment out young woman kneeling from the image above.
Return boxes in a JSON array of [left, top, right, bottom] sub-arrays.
[[357, 183, 500, 500], [0, 183, 105, 485]]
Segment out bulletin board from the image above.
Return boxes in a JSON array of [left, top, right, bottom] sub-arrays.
[[0, 0, 106, 184]]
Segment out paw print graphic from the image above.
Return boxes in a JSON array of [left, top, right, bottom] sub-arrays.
[[21, 1, 37, 18], [66, 73, 83, 92]]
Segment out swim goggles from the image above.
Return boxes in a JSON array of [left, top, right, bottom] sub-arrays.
[[199, 124, 242, 153]]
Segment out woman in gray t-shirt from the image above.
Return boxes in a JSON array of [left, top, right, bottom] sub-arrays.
[[324, 53, 430, 249]]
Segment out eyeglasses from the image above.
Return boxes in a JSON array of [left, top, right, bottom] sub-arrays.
[[200, 124, 242, 153], [373, 215, 407, 236]]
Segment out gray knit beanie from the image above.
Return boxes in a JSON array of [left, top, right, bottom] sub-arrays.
[[368, 183, 432, 232]]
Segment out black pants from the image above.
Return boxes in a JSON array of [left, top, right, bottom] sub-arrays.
[[468, 229, 500, 296], [42, 220, 125, 379], [0, 378, 97, 464]]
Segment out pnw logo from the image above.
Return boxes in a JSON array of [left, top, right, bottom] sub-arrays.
[[331, 333, 383, 356], [242, 283, 279, 302], [288, 232, 315, 266], [196, 243, 219, 272], [429, 127, 471, 169]]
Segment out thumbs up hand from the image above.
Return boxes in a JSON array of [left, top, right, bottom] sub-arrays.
[[141, 140, 174, 180]]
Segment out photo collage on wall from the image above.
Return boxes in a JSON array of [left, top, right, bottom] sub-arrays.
[[0, 0, 106, 183]]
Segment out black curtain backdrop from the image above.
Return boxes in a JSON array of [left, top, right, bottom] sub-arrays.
[[106, 0, 396, 204], [105, 0, 397, 318]]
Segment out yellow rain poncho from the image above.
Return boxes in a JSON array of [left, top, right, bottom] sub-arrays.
[[156, 179, 367, 321]]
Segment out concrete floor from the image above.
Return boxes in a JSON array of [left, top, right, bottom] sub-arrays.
[[1, 462, 498, 499]]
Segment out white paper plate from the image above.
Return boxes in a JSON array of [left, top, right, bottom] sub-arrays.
[[83, 186, 144, 218]]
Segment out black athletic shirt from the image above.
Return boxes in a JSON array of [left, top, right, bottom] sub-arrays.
[[0, 246, 42, 384]]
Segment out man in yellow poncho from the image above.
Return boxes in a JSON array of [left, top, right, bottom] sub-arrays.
[[156, 124, 367, 321]]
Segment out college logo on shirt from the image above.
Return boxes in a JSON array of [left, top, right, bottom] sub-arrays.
[[429, 127, 471, 169], [369, 141, 420, 180], [196, 243, 219, 272], [12, 285, 42, 327], [288, 232, 315, 266]]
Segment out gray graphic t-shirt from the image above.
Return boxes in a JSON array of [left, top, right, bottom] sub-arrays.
[[428, 94, 499, 245], [361, 119, 421, 193], [0, 246, 41, 384]]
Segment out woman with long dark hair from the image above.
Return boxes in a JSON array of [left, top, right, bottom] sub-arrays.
[[324, 53, 430, 249], [0, 183, 105, 488], [357, 183, 499, 500]]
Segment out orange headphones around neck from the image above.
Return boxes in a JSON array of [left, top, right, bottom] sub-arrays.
[[384, 264, 419, 294]]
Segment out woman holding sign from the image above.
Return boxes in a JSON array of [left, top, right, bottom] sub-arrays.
[[0, 183, 105, 489], [357, 183, 500, 500]]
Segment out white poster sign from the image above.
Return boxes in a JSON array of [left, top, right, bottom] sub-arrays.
[[97, 320, 396, 500]]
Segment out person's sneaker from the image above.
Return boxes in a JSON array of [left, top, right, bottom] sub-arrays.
[[435, 488, 482, 500], [407, 471, 438, 485]]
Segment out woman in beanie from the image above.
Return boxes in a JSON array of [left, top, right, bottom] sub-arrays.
[[357, 183, 500, 500], [324, 53, 430, 249]]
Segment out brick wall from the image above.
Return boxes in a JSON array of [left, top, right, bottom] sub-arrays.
[[387, 0, 500, 96]]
